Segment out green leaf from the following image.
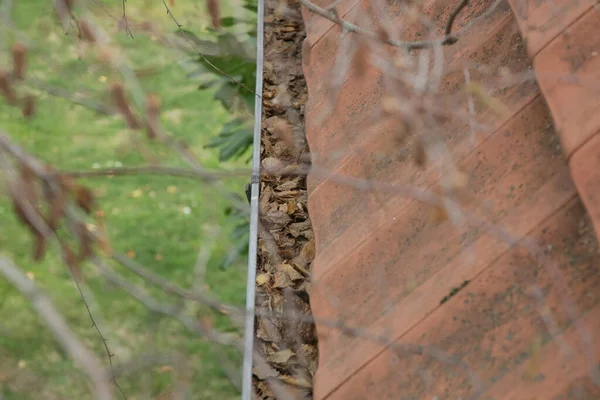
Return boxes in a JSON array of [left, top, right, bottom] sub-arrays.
[[218, 130, 252, 161]]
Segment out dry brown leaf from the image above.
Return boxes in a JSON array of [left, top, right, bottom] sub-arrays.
[[62, 245, 82, 282], [146, 93, 160, 140], [262, 157, 283, 172], [252, 364, 279, 380], [265, 117, 295, 151], [280, 374, 312, 388], [255, 379, 275, 398], [430, 205, 448, 224], [0, 68, 17, 105], [110, 82, 140, 129], [272, 83, 291, 108], [352, 41, 369, 77], [73, 184, 95, 214], [273, 270, 293, 288], [198, 315, 214, 330], [78, 19, 96, 42], [276, 178, 301, 191], [299, 239, 314, 261], [267, 348, 295, 364], [265, 209, 291, 229], [77, 221, 94, 262], [296, 344, 318, 374], [206, 0, 221, 29], [21, 95, 35, 118], [464, 81, 511, 117], [256, 273, 271, 286], [11, 43, 27, 80], [286, 200, 295, 214], [33, 235, 46, 261], [288, 221, 311, 237], [413, 138, 426, 167], [257, 317, 282, 343], [276, 263, 303, 281]]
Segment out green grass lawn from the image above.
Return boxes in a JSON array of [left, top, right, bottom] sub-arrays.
[[0, 1, 252, 398]]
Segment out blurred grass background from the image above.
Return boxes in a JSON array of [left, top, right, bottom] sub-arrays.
[[0, 0, 253, 398]]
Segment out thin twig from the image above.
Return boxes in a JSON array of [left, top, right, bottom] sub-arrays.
[[66, 165, 250, 182], [25, 79, 115, 115], [299, 0, 459, 49], [111, 252, 241, 321], [57, 216, 129, 400], [69, 255, 128, 399], [159, 0, 258, 96], [121, 0, 133, 38], [0, 256, 114, 400], [94, 257, 244, 348], [445, 0, 469, 36]]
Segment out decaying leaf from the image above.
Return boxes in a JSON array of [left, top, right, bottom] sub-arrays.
[[257, 315, 283, 344], [110, 82, 140, 129], [256, 273, 271, 286], [11, 42, 27, 80], [78, 19, 97, 43], [96, 226, 112, 256], [286, 200, 296, 214], [9, 168, 46, 248], [46, 188, 67, 230], [262, 157, 283, 172], [273, 270, 293, 289], [523, 335, 543, 381], [206, 0, 221, 29], [0, 68, 17, 105], [299, 239, 314, 261], [413, 138, 426, 167], [271, 83, 292, 108], [352, 41, 370, 77], [280, 374, 312, 388], [430, 205, 448, 224], [464, 81, 511, 117], [73, 184, 95, 214], [33, 235, 46, 261], [62, 245, 82, 282], [253, 362, 280, 380], [276, 263, 303, 282], [264, 117, 295, 152], [267, 348, 295, 364], [296, 344, 318, 374], [254, 0, 316, 396], [288, 221, 311, 238], [76, 222, 94, 262], [22, 95, 36, 118], [146, 93, 160, 139], [264, 209, 291, 230]]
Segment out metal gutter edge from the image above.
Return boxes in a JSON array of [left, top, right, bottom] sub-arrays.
[[242, 0, 265, 396]]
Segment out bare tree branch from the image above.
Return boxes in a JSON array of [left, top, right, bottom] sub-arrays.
[[25, 79, 115, 115], [93, 257, 244, 349], [159, 0, 258, 95], [111, 252, 242, 323], [66, 165, 250, 182], [0, 256, 114, 400], [299, 0, 462, 50]]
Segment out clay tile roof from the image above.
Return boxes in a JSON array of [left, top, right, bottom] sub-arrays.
[[301, 0, 600, 398]]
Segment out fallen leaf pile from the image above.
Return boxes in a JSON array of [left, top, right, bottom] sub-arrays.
[[253, 0, 317, 398]]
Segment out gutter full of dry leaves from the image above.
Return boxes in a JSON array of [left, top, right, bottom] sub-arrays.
[[242, 0, 265, 395], [245, 0, 318, 399]]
